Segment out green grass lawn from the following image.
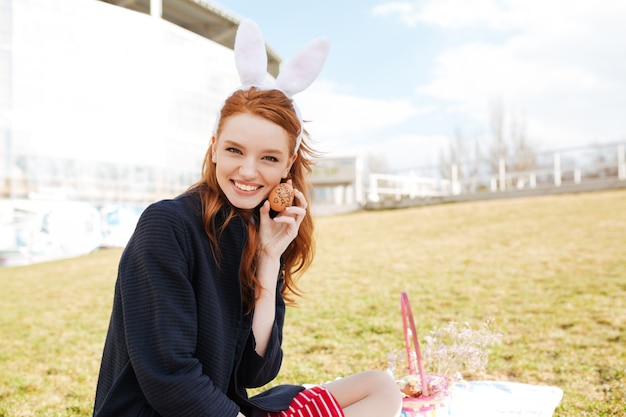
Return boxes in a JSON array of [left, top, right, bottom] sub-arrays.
[[1, 189, 625, 416]]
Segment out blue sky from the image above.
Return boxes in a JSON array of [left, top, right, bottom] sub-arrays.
[[212, 0, 626, 172]]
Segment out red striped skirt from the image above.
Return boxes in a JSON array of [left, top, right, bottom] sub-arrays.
[[265, 386, 344, 417]]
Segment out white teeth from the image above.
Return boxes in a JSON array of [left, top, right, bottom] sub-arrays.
[[234, 182, 259, 191]]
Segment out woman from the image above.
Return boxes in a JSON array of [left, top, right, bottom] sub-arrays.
[[92, 20, 402, 417]]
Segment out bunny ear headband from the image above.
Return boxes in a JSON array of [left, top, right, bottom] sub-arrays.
[[214, 19, 330, 154]]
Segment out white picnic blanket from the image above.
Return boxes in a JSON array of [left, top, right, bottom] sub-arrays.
[[448, 380, 563, 417]]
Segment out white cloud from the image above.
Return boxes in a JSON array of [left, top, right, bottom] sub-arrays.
[[292, 81, 449, 170], [374, 0, 626, 149], [362, 132, 449, 171], [373, 0, 626, 32], [297, 80, 428, 152], [372, 0, 526, 30]]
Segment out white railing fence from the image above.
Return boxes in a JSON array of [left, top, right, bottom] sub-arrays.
[[2, 143, 625, 207], [367, 143, 626, 203], [367, 173, 451, 203]]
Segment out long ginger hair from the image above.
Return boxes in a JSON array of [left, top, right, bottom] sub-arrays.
[[189, 88, 316, 313]]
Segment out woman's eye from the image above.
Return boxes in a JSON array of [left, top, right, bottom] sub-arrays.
[[263, 156, 279, 162], [226, 147, 242, 154]]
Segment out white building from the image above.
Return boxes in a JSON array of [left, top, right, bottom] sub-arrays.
[[0, 0, 287, 263], [0, 0, 290, 203]]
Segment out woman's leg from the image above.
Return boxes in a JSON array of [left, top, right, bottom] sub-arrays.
[[324, 370, 402, 417]]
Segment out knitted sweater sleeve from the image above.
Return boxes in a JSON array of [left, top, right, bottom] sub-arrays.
[[238, 277, 286, 388], [118, 201, 239, 417]]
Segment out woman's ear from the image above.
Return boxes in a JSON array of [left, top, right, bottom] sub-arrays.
[[283, 153, 298, 178], [211, 136, 217, 163]]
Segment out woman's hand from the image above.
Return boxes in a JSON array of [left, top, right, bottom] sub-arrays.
[[258, 180, 307, 259], [252, 180, 307, 356]]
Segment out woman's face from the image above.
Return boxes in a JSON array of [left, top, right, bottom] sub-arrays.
[[212, 113, 296, 210]]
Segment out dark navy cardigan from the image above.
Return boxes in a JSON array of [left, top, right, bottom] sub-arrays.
[[93, 192, 303, 417]]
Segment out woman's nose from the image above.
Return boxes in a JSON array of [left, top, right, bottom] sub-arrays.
[[239, 157, 258, 178]]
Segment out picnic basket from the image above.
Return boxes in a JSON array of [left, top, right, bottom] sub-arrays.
[[397, 292, 453, 417]]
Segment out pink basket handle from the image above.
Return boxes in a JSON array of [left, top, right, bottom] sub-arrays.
[[401, 292, 430, 397]]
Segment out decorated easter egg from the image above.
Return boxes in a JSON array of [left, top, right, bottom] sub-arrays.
[[268, 182, 294, 212]]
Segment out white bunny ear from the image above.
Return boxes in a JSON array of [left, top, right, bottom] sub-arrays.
[[220, 19, 330, 154], [275, 37, 330, 97], [234, 19, 268, 86]]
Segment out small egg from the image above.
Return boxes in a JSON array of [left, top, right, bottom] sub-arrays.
[[268, 183, 294, 212]]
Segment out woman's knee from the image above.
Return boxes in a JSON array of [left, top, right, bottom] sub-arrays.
[[367, 370, 402, 397], [346, 370, 402, 403], [322, 370, 402, 417]]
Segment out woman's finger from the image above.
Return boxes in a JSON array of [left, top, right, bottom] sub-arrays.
[[292, 188, 307, 210]]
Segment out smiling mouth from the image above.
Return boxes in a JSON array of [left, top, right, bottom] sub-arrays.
[[233, 181, 261, 192]]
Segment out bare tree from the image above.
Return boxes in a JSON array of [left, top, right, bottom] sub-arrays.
[[367, 153, 388, 175], [438, 127, 485, 192], [509, 109, 536, 172], [488, 97, 508, 176], [439, 128, 481, 177], [487, 98, 537, 189], [437, 97, 538, 192], [438, 127, 464, 179]]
